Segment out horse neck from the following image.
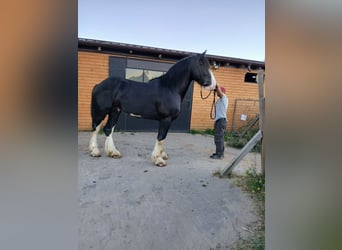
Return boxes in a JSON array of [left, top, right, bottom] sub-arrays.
[[162, 58, 193, 99]]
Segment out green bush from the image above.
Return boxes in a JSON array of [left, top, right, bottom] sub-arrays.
[[226, 129, 261, 153]]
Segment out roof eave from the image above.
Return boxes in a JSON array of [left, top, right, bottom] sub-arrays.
[[78, 38, 265, 69]]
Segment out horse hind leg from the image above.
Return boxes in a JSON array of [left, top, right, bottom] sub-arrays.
[[89, 92, 108, 157], [104, 126, 121, 158], [104, 108, 122, 158], [89, 123, 102, 157]]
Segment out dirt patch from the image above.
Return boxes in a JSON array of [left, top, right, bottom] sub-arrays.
[[79, 132, 261, 250]]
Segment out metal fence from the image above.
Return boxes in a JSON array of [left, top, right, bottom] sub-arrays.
[[230, 98, 259, 133]]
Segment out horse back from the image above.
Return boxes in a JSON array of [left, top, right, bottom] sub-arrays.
[[91, 76, 181, 120], [91, 77, 159, 110]]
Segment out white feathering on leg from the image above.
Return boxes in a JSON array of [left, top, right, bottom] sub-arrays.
[[151, 140, 167, 167], [105, 126, 121, 158], [160, 141, 168, 160], [89, 124, 101, 157]]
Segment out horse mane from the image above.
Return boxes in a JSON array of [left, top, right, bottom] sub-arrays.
[[154, 55, 194, 87]]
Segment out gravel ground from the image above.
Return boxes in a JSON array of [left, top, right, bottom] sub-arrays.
[[78, 132, 261, 250]]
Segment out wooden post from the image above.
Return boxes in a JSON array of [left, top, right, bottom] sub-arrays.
[[220, 130, 262, 176], [257, 69, 265, 176]]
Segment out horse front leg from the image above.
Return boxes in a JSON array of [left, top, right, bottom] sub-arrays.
[[151, 117, 172, 167], [151, 140, 169, 167], [160, 148, 169, 160]]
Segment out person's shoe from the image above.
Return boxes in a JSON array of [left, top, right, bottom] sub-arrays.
[[210, 154, 223, 159], [210, 153, 217, 157]]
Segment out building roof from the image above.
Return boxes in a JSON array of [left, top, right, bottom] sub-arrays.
[[78, 38, 265, 70]]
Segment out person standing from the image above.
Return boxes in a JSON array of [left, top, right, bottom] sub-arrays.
[[210, 84, 228, 159]]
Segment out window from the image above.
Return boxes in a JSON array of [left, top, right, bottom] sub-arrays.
[[144, 70, 164, 82], [125, 68, 143, 82], [125, 68, 165, 83], [244, 73, 258, 83]]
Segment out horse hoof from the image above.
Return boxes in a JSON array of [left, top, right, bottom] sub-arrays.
[[154, 158, 167, 167], [157, 162, 167, 167], [90, 148, 101, 157], [107, 151, 122, 158]]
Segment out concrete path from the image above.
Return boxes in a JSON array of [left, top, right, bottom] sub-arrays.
[[78, 132, 260, 250]]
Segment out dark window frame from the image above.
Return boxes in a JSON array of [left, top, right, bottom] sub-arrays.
[[244, 72, 258, 83]]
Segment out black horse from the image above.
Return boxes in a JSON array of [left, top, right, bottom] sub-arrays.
[[89, 51, 216, 166]]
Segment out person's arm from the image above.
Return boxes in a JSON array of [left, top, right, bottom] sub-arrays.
[[215, 84, 224, 98]]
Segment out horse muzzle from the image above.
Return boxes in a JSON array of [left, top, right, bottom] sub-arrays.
[[204, 83, 216, 91], [204, 71, 217, 90]]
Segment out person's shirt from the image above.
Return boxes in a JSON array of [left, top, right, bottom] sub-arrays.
[[214, 94, 228, 121]]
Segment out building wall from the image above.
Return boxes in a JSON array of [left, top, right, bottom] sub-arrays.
[[191, 67, 259, 131], [78, 51, 260, 131], [78, 51, 109, 130]]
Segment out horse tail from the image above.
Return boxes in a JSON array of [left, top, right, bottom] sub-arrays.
[[90, 86, 97, 131]]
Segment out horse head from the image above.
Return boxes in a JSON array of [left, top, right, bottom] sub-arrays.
[[192, 51, 216, 90]]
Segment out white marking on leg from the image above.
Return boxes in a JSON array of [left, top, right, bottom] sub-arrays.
[[161, 151, 168, 160], [105, 126, 121, 158], [89, 124, 101, 157], [151, 140, 167, 167], [160, 142, 168, 160]]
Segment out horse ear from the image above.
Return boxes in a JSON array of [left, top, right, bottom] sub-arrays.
[[202, 50, 207, 56]]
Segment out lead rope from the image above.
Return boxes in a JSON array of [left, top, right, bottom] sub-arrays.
[[200, 88, 216, 120]]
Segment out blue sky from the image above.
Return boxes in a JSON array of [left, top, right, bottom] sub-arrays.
[[78, 0, 264, 61]]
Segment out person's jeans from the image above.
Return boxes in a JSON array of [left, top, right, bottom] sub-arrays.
[[214, 118, 227, 156]]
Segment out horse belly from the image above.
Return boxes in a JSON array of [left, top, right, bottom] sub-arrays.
[[122, 100, 158, 119]]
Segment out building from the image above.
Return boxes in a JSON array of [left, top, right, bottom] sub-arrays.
[[78, 38, 264, 132]]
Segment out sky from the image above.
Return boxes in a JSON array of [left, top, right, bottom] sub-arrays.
[[78, 0, 264, 61]]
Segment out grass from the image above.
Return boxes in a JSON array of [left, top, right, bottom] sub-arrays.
[[230, 169, 265, 250], [190, 128, 214, 136]]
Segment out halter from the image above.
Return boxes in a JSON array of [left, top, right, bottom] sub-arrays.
[[200, 87, 216, 120]]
